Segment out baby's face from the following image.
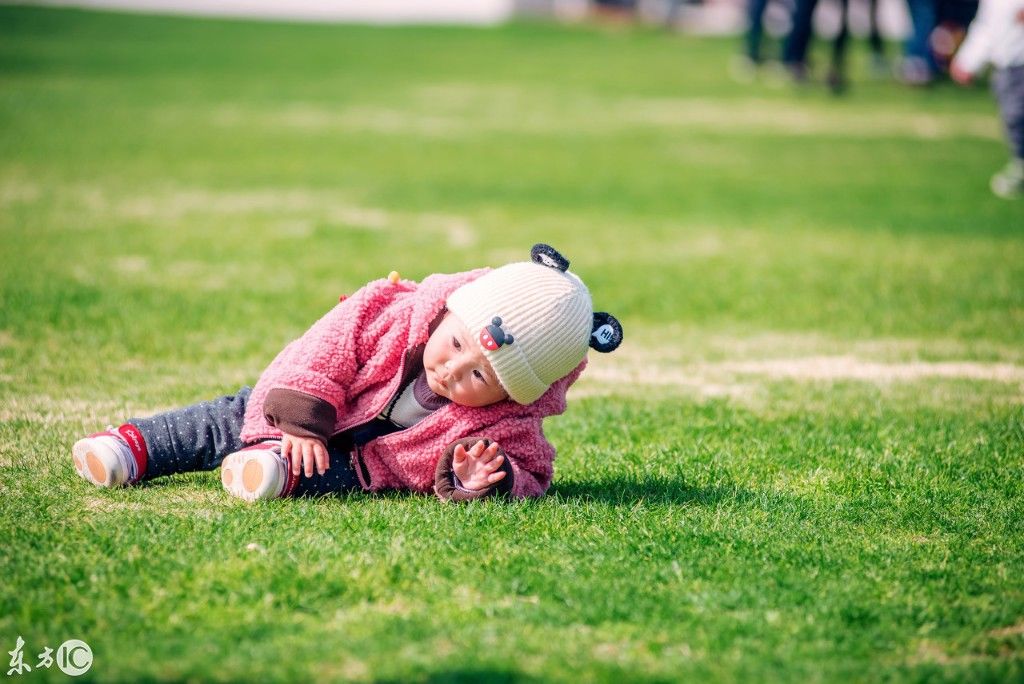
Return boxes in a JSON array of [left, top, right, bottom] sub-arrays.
[[423, 311, 508, 407]]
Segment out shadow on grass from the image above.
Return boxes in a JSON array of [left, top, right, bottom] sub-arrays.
[[550, 475, 770, 507], [128, 473, 773, 509], [375, 670, 536, 684], [374, 669, 677, 684], [128, 470, 779, 511]]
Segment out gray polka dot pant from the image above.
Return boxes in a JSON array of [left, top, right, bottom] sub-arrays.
[[127, 386, 360, 496]]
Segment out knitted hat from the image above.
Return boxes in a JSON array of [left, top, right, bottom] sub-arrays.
[[446, 244, 623, 405]]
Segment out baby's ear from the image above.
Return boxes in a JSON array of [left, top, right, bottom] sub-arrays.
[[590, 312, 623, 353]]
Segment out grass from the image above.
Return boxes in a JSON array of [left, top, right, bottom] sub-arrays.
[[1, 5, 1022, 682]]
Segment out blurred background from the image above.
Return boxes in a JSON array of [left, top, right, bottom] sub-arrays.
[[28, 0, 978, 89], [1, 0, 1019, 399]]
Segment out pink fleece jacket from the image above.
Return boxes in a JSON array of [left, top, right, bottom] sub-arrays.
[[239, 270, 583, 498]]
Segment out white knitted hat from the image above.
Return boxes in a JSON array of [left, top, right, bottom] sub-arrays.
[[447, 244, 621, 405]]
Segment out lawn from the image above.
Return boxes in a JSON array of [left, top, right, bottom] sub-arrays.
[[0, 5, 1022, 682]]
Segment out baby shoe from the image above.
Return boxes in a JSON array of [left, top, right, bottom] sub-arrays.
[[221, 441, 294, 502], [72, 428, 138, 487]]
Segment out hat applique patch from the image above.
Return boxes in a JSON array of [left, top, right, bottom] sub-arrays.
[[531, 243, 570, 272], [480, 316, 514, 351], [590, 312, 623, 353]]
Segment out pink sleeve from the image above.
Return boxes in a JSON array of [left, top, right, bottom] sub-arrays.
[[424, 413, 557, 500], [484, 417, 556, 499], [258, 279, 393, 412], [480, 367, 583, 499], [507, 459, 551, 498]]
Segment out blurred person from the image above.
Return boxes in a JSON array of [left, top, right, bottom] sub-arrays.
[[930, 20, 969, 73], [866, 0, 890, 77], [740, 0, 778, 71], [70, 245, 623, 502], [900, 0, 940, 83], [782, 0, 888, 92], [951, 0, 1024, 198], [781, 0, 816, 82], [592, 0, 637, 21]]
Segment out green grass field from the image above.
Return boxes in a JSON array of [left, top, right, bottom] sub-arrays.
[[1, 5, 1022, 682]]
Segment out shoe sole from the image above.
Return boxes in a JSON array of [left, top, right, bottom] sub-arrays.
[[72, 438, 115, 487], [221, 447, 286, 502]]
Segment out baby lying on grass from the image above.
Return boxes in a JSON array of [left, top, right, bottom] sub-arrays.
[[72, 244, 622, 502]]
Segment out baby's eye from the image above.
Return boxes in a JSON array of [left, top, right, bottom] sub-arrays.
[[473, 369, 485, 382], [452, 337, 461, 350]]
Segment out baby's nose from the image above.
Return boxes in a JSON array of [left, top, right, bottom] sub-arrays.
[[445, 359, 466, 379]]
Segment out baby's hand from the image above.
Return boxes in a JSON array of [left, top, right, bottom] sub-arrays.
[[281, 433, 329, 478], [453, 441, 506, 491]]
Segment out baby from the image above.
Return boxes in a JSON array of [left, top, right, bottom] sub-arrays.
[[71, 244, 622, 502]]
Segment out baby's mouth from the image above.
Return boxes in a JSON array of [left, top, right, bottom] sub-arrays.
[[431, 370, 448, 393]]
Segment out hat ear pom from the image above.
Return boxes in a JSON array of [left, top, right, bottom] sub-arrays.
[[590, 312, 623, 353], [531, 243, 570, 272]]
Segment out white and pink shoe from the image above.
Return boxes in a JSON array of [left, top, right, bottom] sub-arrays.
[[220, 442, 296, 502], [72, 426, 146, 487]]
